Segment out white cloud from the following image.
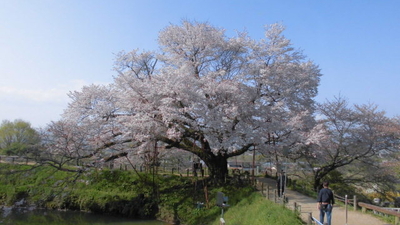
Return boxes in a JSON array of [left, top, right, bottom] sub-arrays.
[[0, 79, 87, 103], [0, 79, 90, 127]]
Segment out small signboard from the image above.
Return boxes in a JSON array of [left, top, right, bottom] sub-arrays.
[[216, 192, 229, 208]]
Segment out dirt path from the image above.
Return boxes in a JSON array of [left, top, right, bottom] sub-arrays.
[[257, 178, 388, 225]]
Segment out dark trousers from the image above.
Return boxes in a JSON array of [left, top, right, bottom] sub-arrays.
[[277, 187, 284, 197]]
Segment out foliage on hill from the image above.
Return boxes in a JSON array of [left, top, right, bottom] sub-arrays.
[[0, 119, 40, 156]]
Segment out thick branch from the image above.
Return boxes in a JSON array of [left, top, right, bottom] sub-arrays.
[[226, 143, 254, 158], [104, 152, 128, 162]]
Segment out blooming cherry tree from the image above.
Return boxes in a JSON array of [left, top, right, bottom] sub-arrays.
[[299, 97, 398, 190], [52, 20, 321, 183]]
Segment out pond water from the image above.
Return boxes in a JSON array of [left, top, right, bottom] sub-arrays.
[[0, 207, 172, 225]]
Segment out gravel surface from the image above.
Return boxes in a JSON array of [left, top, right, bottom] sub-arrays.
[[257, 178, 388, 225]]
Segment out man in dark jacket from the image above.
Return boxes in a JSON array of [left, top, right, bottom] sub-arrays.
[[276, 170, 285, 197], [317, 181, 335, 225]]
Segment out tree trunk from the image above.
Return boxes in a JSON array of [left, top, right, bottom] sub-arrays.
[[313, 167, 332, 191], [313, 176, 322, 191], [203, 155, 228, 184], [159, 136, 230, 184]]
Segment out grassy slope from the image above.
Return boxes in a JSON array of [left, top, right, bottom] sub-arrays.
[[0, 164, 304, 225], [211, 192, 304, 225]]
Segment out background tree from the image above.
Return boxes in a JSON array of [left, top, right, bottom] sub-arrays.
[[0, 119, 40, 156], [298, 97, 398, 190], [48, 20, 321, 183]]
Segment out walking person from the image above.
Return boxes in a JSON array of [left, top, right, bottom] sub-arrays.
[[276, 170, 285, 197], [317, 181, 335, 225]]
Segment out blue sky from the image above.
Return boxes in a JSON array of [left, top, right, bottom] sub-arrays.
[[1, 0, 399, 128]]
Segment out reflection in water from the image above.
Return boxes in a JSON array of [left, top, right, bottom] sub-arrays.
[[0, 207, 171, 225]]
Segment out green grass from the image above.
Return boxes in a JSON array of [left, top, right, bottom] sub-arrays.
[[0, 164, 305, 225], [211, 192, 304, 225], [0, 164, 155, 215]]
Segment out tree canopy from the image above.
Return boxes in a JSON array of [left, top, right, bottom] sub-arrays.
[[0, 119, 40, 156], [45, 20, 321, 183], [298, 97, 399, 190]]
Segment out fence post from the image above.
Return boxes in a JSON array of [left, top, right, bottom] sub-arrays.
[[353, 195, 357, 211], [345, 195, 348, 225], [261, 182, 264, 196], [293, 202, 297, 212], [395, 216, 399, 225], [281, 194, 286, 205], [308, 212, 312, 225], [267, 185, 270, 200]]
